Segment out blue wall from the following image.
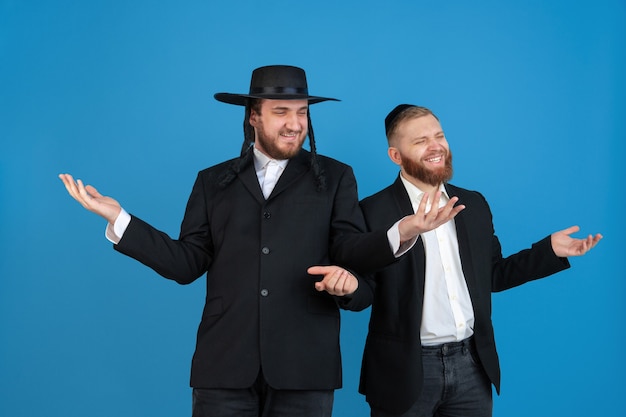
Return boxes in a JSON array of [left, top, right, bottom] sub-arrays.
[[1, 1, 624, 416]]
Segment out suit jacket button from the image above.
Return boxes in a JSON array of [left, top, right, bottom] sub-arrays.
[[261, 289, 269, 297], [261, 247, 270, 255], [263, 211, 271, 219]]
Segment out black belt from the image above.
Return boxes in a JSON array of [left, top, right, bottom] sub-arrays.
[[421, 336, 475, 355]]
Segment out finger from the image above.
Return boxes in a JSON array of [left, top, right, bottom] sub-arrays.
[[77, 179, 103, 210], [309, 266, 336, 292], [339, 271, 358, 295], [561, 225, 580, 237], [85, 184, 103, 199], [575, 238, 589, 255], [591, 234, 603, 247], [336, 270, 351, 293], [314, 270, 339, 294], [432, 199, 463, 229], [58, 173, 70, 186], [59, 173, 74, 184], [61, 175, 87, 204], [575, 235, 597, 255], [59, 174, 78, 195], [340, 271, 356, 294], [426, 192, 442, 219], [307, 265, 332, 276], [416, 193, 429, 216], [76, 179, 93, 202], [584, 235, 597, 252], [451, 204, 465, 217], [326, 270, 347, 295], [322, 269, 343, 292], [437, 196, 458, 218]]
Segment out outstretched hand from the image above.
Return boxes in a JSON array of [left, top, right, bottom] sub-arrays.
[[308, 265, 358, 296], [58, 174, 122, 224], [551, 225, 602, 257], [398, 191, 465, 243]]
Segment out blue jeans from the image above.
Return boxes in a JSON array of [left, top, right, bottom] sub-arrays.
[[192, 371, 334, 417], [371, 338, 492, 417]]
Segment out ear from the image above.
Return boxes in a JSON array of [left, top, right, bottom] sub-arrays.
[[388, 147, 402, 166], [249, 109, 259, 127]]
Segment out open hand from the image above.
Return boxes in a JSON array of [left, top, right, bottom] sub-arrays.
[[398, 191, 465, 243], [551, 225, 603, 257], [59, 173, 122, 224]]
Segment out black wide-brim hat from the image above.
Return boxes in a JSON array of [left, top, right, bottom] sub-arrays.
[[214, 65, 339, 106]]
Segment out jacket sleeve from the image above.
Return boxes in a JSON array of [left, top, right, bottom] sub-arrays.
[[491, 234, 570, 292], [328, 165, 398, 274], [113, 173, 213, 284], [335, 269, 376, 312]]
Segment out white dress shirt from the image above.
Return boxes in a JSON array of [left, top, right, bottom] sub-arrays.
[[252, 147, 288, 199], [399, 174, 475, 345]]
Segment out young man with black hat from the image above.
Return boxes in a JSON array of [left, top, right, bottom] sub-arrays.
[[344, 104, 602, 417], [58, 65, 395, 417]]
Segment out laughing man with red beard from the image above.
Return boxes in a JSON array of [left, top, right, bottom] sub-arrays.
[[342, 105, 602, 417]]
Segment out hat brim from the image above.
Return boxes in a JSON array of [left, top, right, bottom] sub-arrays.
[[214, 93, 339, 106]]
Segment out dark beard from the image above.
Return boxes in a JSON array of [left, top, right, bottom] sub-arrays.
[[403, 151, 453, 186], [255, 127, 305, 160]]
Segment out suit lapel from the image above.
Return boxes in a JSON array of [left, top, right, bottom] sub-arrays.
[[445, 184, 479, 299], [267, 150, 310, 200], [391, 175, 414, 217], [391, 175, 427, 304], [238, 157, 266, 204]]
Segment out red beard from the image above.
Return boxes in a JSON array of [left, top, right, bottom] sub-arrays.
[[403, 150, 453, 186]]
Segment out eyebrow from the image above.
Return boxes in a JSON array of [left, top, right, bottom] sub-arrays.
[[271, 105, 309, 111], [413, 130, 444, 140]]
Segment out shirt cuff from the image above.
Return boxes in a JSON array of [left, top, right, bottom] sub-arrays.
[[105, 209, 131, 244], [388, 217, 418, 257]]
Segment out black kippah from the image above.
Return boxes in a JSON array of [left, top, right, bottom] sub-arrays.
[[384, 104, 415, 134]]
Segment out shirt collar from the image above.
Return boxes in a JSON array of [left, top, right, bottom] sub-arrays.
[[253, 147, 289, 171], [399, 173, 449, 211]]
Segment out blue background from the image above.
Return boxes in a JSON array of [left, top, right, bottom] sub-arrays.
[[1, 1, 624, 416]]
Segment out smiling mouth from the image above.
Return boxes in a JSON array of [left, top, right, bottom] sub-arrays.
[[280, 131, 300, 140], [425, 155, 443, 163]]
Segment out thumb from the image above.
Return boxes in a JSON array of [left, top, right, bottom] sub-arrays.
[[561, 225, 580, 236]]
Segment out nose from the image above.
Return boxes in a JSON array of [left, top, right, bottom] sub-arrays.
[[285, 112, 303, 131]]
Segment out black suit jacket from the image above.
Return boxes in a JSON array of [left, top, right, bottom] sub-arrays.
[[349, 176, 569, 414], [113, 150, 390, 390]]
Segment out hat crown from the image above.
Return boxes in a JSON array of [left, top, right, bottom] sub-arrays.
[[249, 65, 308, 95]]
